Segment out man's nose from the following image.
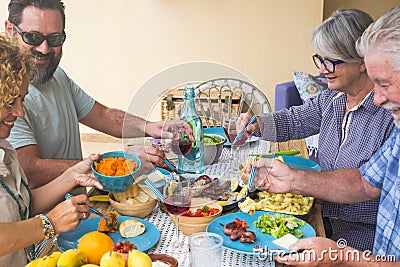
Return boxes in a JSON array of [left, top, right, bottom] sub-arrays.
[[34, 40, 51, 54], [374, 88, 388, 106]]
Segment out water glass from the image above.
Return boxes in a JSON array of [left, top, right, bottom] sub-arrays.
[[189, 232, 223, 267]]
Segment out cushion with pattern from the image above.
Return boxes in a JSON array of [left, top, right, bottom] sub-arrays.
[[293, 71, 327, 102]]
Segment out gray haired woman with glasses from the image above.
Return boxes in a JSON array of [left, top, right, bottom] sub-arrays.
[[239, 8, 394, 251]]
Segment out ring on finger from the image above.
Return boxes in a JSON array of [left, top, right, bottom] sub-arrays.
[[82, 212, 88, 220]]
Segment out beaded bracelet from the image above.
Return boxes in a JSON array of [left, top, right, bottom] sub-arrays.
[[36, 214, 55, 240]]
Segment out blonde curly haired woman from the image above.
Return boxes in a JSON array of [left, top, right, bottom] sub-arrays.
[[0, 34, 102, 266]]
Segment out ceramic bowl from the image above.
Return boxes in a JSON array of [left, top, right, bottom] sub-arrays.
[[91, 151, 141, 193], [203, 134, 227, 165], [168, 201, 222, 236], [149, 253, 178, 267], [109, 186, 157, 218]]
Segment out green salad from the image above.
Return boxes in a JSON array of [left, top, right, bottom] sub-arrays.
[[204, 134, 224, 146], [254, 213, 305, 238]]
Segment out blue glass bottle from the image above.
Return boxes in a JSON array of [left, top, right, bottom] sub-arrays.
[[178, 84, 204, 174]]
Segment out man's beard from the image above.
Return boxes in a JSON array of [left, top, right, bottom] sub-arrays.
[[382, 102, 400, 128], [30, 48, 62, 86]]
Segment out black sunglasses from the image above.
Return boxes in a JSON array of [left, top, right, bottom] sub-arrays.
[[13, 24, 66, 47]]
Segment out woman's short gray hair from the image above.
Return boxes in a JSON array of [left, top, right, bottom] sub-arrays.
[[312, 9, 373, 63], [356, 5, 400, 71]]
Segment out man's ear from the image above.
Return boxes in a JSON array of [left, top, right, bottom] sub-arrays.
[[4, 20, 14, 38]]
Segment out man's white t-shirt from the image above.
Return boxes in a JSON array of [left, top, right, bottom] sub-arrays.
[[8, 67, 95, 160]]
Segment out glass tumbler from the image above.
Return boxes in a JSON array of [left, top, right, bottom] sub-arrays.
[[189, 232, 223, 267]]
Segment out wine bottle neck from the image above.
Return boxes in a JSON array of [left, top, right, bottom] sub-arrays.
[[182, 87, 196, 113]]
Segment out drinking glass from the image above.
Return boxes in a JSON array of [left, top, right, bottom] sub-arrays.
[[222, 115, 247, 163], [163, 176, 191, 250], [189, 232, 223, 267]]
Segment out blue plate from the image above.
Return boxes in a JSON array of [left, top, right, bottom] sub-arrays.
[[57, 216, 160, 252], [206, 211, 316, 254], [281, 155, 321, 172]]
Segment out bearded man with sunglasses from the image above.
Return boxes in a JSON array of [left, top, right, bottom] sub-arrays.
[[239, 9, 394, 252], [4, 0, 189, 191]]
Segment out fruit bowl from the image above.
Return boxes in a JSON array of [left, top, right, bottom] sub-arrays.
[[91, 151, 141, 193]]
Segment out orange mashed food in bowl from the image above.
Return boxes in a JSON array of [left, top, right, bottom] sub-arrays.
[[94, 157, 138, 176]]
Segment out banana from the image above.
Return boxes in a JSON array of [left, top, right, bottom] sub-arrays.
[[57, 249, 87, 267], [36, 251, 62, 267], [89, 195, 109, 202]]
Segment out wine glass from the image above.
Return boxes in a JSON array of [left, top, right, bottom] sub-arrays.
[[169, 126, 192, 174], [163, 176, 191, 250], [222, 115, 248, 163], [170, 128, 192, 156]]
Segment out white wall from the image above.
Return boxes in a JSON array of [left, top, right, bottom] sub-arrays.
[[0, 0, 324, 133]]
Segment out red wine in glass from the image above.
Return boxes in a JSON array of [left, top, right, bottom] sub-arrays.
[[224, 126, 247, 146], [232, 134, 247, 146], [164, 195, 192, 215], [171, 137, 192, 156]]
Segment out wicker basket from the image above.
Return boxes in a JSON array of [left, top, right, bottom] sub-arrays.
[[160, 87, 241, 127]]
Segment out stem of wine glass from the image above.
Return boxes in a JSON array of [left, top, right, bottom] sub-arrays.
[[173, 215, 181, 248], [182, 149, 185, 173], [235, 146, 240, 167]]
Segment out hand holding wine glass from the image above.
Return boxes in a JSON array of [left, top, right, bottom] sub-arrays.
[[169, 125, 203, 174], [170, 126, 192, 156]]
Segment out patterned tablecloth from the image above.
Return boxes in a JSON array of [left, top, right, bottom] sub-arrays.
[[42, 139, 322, 267], [144, 140, 275, 266], [145, 203, 275, 267]]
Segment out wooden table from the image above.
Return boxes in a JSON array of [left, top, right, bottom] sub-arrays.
[[45, 139, 325, 266]]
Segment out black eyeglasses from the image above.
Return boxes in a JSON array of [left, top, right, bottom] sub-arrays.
[[13, 24, 66, 47], [312, 54, 344, 74]]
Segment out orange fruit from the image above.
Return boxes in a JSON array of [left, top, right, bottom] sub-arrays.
[[78, 231, 114, 264]]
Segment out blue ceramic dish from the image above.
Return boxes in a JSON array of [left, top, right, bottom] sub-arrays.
[[207, 211, 316, 255], [91, 151, 141, 193], [57, 216, 159, 252]]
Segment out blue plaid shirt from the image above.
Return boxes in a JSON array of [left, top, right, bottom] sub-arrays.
[[360, 127, 400, 259]]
